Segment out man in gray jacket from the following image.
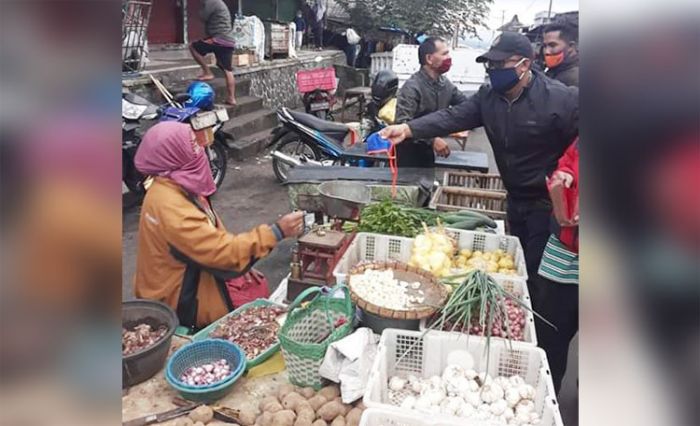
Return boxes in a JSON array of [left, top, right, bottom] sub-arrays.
[[395, 37, 467, 168], [380, 32, 578, 303], [189, 0, 238, 105]]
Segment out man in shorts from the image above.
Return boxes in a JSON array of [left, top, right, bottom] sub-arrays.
[[189, 0, 237, 105]]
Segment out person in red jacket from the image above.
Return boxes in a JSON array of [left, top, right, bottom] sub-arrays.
[[536, 138, 579, 394]]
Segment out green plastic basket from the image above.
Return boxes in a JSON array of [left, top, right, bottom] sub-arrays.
[[278, 285, 354, 390], [192, 299, 287, 369]]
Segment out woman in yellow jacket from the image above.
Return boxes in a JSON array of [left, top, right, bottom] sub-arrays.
[[133, 121, 303, 330]]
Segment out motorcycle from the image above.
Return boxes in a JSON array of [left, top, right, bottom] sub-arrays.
[[269, 70, 399, 182], [121, 90, 229, 205], [296, 67, 338, 121]]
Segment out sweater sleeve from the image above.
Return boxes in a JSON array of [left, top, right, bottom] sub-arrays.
[[160, 202, 278, 272], [408, 89, 483, 140]]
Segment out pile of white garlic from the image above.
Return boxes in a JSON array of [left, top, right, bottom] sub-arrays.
[[349, 269, 425, 310], [387, 365, 540, 425]]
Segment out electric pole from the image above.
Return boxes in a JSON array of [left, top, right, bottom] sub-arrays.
[[547, 0, 553, 20]]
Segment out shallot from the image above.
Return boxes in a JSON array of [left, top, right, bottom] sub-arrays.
[[209, 305, 286, 360], [122, 323, 168, 356], [180, 359, 232, 386]]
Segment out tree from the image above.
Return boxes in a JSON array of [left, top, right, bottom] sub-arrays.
[[336, 0, 493, 40]]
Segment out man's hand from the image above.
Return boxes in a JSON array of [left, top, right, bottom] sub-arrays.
[[433, 137, 451, 158], [551, 170, 574, 188], [276, 211, 305, 238], [379, 123, 412, 145]]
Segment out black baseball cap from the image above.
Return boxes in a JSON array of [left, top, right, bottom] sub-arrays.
[[476, 32, 534, 63]]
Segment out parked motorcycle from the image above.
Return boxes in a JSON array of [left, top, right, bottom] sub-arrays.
[[296, 67, 338, 121], [122, 82, 229, 206], [269, 70, 399, 182]]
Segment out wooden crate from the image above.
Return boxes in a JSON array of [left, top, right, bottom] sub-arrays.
[[429, 186, 507, 219], [232, 53, 249, 67], [442, 171, 506, 192]]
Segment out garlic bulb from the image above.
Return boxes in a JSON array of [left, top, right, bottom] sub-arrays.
[[509, 375, 526, 388], [515, 400, 535, 415], [464, 390, 482, 407], [480, 383, 504, 404], [389, 376, 406, 391], [489, 399, 508, 416], [400, 395, 416, 409], [505, 387, 522, 407], [457, 402, 475, 417], [529, 412, 541, 424], [464, 369, 478, 380], [519, 384, 536, 400]]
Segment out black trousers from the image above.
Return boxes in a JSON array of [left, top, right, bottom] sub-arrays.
[[506, 197, 552, 303], [396, 140, 435, 168], [534, 277, 579, 394]]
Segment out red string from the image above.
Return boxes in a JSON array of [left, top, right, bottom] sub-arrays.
[[388, 144, 398, 198]]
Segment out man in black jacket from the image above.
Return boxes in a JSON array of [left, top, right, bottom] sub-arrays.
[[543, 22, 579, 87], [394, 37, 468, 168], [379, 32, 578, 302]]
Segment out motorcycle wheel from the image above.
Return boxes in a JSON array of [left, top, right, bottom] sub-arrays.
[[208, 139, 228, 188], [272, 133, 321, 183]]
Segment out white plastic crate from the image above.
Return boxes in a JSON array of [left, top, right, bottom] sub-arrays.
[[419, 276, 537, 346], [333, 230, 527, 286], [364, 329, 563, 426], [359, 408, 462, 426]]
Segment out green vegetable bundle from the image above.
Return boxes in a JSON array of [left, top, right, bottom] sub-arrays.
[[357, 200, 497, 237]]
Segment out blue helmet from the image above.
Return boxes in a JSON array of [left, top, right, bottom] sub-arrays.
[[184, 81, 215, 110]]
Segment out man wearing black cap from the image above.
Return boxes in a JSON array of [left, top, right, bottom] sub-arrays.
[[379, 32, 578, 302]]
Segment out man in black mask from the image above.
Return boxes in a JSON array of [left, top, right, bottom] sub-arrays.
[[394, 36, 467, 168], [379, 32, 578, 303]]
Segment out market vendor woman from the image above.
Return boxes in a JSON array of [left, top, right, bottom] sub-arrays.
[[133, 122, 304, 330]]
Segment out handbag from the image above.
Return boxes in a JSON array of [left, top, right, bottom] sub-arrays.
[[226, 269, 270, 309]]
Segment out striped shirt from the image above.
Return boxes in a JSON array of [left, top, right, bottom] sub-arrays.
[[538, 235, 579, 285]]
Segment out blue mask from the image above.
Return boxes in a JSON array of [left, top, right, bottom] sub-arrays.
[[487, 58, 527, 94]]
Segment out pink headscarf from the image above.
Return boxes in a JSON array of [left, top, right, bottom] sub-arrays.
[[135, 121, 216, 196]]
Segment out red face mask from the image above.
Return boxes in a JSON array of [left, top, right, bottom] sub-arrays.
[[545, 51, 565, 69], [437, 57, 452, 74]]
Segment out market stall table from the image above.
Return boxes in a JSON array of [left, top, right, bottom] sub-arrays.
[[342, 143, 490, 173]]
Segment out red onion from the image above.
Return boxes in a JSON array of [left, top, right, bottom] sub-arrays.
[[437, 299, 528, 341], [122, 323, 168, 356], [209, 306, 286, 360], [180, 359, 232, 386]]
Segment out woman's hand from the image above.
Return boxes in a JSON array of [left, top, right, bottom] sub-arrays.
[[379, 123, 412, 145], [276, 211, 305, 238]]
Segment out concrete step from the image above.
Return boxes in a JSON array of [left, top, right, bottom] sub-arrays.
[[227, 128, 277, 160], [221, 109, 278, 140], [167, 78, 252, 101], [214, 95, 263, 117]]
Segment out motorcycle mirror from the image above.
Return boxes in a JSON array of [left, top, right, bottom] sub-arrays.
[[314, 56, 323, 63]]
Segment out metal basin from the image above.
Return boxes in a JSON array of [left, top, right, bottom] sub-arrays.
[[318, 181, 371, 220]]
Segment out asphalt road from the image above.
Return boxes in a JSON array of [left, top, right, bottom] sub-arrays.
[[121, 126, 577, 425]]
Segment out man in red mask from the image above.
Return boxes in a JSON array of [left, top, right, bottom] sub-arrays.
[[543, 22, 579, 87], [394, 36, 467, 168]]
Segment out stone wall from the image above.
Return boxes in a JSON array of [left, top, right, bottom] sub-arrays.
[[244, 52, 346, 110]]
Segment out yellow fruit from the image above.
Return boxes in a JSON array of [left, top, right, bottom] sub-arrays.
[[482, 253, 492, 261], [498, 268, 510, 274], [494, 249, 505, 257], [498, 258, 514, 269], [460, 249, 472, 258], [487, 262, 499, 273], [472, 250, 483, 258]]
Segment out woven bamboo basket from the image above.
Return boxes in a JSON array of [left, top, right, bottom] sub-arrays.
[[347, 261, 448, 321]]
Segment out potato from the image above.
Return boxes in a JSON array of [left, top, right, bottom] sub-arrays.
[[311, 421, 327, 426], [317, 401, 345, 422], [174, 418, 194, 426], [332, 398, 351, 416], [294, 401, 313, 416], [298, 387, 316, 399], [278, 383, 297, 400], [271, 409, 296, 426], [317, 385, 340, 401], [239, 408, 258, 426], [193, 422, 205, 426], [293, 419, 313, 426], [330, 416, 346, 426], [188, 405, 214, 424], [294, 405, 315, 425], [307, 395, 328, 412], [345, 408, 362, 426], [262, 400, 284, 414], [353, 401, 366, 411], [259, 412, 274, 426], [282, 392, 305, 411], [260, 396, 280, 411]]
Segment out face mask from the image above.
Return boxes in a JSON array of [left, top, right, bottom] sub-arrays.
[[545, 51, 565, 69], [487, 58, 527, 93], [436, 57, 452, 74]]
